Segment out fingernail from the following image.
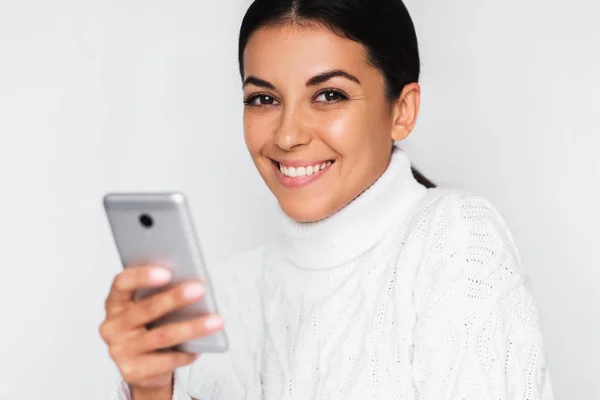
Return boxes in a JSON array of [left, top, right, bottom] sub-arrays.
[[183, 283, 204, 299], [204, 315, 224, 330], [149, 268, 171, 283]]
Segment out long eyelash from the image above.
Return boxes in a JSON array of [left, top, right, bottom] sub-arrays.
[[244, 89, 348, 107], [314, 88, 349, 103], [242, 94, 259, 105], [243, 93, 277, 106]]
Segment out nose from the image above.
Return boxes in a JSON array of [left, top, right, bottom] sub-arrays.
[[274, 105, 311, 151]]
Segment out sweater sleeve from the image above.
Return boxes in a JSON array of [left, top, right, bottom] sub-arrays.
[[411, 193, 554, 399], [111, 366, 192, 400], [186, 248, 265, 399]]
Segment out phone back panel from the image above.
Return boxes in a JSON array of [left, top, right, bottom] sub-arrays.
[[103, 192, 228, 353]]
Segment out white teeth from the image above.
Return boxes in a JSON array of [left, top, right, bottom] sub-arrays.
[[279, 161, 333, 178]]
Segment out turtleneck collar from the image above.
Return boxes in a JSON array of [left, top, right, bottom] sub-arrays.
[[277, 145, 428, 270]]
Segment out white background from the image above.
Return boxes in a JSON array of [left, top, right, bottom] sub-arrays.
[[0, 0, 597, 398]]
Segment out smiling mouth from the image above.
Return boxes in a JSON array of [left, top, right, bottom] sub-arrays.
[[272, 159, 336, 178]]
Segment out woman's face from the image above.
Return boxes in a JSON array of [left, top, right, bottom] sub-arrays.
[[242, 23, 419, 222]]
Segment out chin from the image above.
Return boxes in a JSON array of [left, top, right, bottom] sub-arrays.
[[278, 196, 337, 223]]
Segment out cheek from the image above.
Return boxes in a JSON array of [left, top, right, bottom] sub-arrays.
[[243, 114, 267, 157], [313, 107, 375, 152]]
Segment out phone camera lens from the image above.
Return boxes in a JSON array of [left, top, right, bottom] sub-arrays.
[[139, 214, 153, 228]]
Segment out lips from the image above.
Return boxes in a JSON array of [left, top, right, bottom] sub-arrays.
[[270, 158, 336, 189], [277, 160, 333, 178]]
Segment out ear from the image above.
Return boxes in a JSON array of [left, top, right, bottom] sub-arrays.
[[390, 82, 421, 142]]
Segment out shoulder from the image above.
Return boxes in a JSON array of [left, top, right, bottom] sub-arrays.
[[409, 191, 551, 397], [417, 188, 521, 264], [416, 188, 518, 237], [411, 189, 527, 309]]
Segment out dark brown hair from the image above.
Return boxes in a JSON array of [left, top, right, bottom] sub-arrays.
[[238, 0, 436, 188]]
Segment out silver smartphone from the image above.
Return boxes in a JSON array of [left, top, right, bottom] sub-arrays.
[[103, 192, 228, 353]]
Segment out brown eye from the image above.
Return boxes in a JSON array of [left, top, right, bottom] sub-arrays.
[[244, 94, 279, 107], [314, 89, 348, 103]]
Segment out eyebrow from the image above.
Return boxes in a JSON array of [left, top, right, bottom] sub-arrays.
[[242, 76, 276, 90], [242, 69, 361, 90], [306, 69, 361, 86]]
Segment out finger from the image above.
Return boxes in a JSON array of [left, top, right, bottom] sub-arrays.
[[116, 314, 224, 355], [118, 281, 205, 330], [104, 281, 205, 340], [105, 266, 172, 315], [119, 351, 199, 385]]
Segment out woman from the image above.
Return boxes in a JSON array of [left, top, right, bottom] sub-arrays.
[[101, 0, 554, 399]]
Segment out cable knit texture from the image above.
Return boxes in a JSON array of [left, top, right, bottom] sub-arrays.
[[113, 146, 553, 400]]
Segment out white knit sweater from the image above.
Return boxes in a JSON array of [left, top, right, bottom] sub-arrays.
[[114, 146, 553, 399]]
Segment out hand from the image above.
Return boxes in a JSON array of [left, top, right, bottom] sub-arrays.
[[99, 266, 224, 394]]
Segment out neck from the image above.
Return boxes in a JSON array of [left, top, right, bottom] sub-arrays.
[[277, 145, 428, 270]]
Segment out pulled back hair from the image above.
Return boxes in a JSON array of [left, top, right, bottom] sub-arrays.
[[238, 0, 436, 188]]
